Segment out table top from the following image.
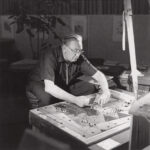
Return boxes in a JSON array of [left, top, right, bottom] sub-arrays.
[[30, 90, 132, 145]]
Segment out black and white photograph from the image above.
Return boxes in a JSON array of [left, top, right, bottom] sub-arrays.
[[0, 0, 150, 150]]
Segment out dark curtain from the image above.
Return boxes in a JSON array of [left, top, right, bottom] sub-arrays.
[[132, 0, 149, 14], [0, 0, 149, 15], [102, 0, 124, 14], [0, 0, 100, 15], [102, 0, 149, 14]]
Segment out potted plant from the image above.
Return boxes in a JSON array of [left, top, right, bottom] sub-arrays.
[[9, 0, 69, 59]]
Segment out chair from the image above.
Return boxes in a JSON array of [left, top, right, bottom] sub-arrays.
[[18, 129, 71, 150]]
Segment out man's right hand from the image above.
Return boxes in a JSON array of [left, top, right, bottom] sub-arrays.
[[74, 96, 91, 107]]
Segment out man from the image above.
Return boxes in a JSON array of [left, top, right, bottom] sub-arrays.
[[26, 34, 110, 109]]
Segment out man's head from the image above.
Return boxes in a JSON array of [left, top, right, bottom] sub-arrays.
[[62, 34, 84, 62]]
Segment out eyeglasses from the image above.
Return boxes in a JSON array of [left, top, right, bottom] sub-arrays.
[[65, 44, 84, 54]]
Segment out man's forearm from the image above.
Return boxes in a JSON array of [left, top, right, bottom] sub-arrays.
[[92, 71, 109, 92], [98, 73, 109, 92], [44, 80, 76, 103]]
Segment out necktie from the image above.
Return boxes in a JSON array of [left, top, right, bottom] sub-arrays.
[[66, 63, 69, 85]]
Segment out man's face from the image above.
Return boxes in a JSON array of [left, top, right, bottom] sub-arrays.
[[63, 40, 83, 62]]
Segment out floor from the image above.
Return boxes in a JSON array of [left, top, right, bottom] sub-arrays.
[[0, 69, 129, 150]]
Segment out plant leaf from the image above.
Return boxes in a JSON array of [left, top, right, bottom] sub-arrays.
[[16, 22, 24, 33], [8, 15, 15, 19], [56, 17, 66, 26], [26, 28, 34, 37], [9, 21, 16, 25], [51, 17, 56, 28]]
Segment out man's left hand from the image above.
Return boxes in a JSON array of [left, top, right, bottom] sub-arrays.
[[94, 90, 111, 107]]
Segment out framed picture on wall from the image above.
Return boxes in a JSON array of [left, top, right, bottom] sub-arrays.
[[112, 16, 122, 42], [71, 16, 87, 39], [0, 16, 14, 39]]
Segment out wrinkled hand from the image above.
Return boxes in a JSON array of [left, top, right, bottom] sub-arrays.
[[74, 96, 91, 107], [94, 90, 111, 107]]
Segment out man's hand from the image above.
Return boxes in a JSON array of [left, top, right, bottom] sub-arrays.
[[74, 96, 91, 107], [94, 90, 111, 107]]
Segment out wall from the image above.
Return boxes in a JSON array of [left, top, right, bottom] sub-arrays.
[[1, 15, 150, 66], [14, 15, 88, 59], [0, 15, 72, 59], [14, 15, 72, 59], [133, 15, 150, 65], [87, 15, 129, 63], [87, 15, 150, 66]]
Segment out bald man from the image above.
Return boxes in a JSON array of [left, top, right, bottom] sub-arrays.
[[26, 34, 110, 109]]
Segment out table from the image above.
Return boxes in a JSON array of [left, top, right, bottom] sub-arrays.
[[128, 72, 150, 95], [29, 90, 134, 150]]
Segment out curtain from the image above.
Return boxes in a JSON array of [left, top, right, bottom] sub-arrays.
[[0, 0, 101, 15], [102, 0, 123, 14], [132, 0, 149, 14], [101, 0, 149, 14], [0, 0, 149, 15]]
